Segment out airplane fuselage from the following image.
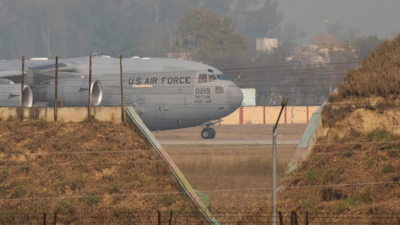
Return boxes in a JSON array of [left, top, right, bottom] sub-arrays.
[[0, 56, 243, 132]]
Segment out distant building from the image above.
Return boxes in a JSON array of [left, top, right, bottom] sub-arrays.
[[311, 33, 340, 46], [256, 38, 278, 52], [286, 33, 351, 66]]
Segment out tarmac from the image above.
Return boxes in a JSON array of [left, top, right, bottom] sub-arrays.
[[158, 138, 301, 145]]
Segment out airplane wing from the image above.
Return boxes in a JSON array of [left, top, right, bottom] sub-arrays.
[[0, 59, 64, 82], [0, 70, 27, 81]]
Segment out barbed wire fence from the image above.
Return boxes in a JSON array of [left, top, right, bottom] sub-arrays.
[[5, 55, 358, 123], [2, 209, 400, 224]]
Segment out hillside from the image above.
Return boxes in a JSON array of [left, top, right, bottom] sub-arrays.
[[0, 120, 194, 220], [260, 34, 400, 215]]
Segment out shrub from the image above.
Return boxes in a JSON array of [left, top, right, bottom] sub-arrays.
[[382, 164, 394, 174], [367, 130, 394, 142], [307, 169, 317, 183], [163, 194, 176, 206], [83, 192, 99, 205]]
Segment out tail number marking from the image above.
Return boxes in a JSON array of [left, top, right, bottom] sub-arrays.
[[195, 88, 210, 94]]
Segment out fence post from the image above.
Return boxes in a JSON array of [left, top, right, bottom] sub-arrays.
[[263, 106, 266, 124], [120, 55, 125, 122], [169, 211, 173, 225], [21, 56, 25, 121], [88, 55, 92, 121], [306, 211, 309, 225], [42, 213, 46, 225], [294, 211, 298, 225], [291, 211, 294, 225], [278, 211, 283, 225], [54, 56, 58, 122], [158, 211, 161, 225], [53, 212, 57, 225]]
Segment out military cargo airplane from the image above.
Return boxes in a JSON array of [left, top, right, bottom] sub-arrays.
[[0, 55, 243, 139]]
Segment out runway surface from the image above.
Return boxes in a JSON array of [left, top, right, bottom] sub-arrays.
[[158, 138, 301, 145]]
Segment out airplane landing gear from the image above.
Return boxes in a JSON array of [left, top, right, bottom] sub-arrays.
[[200, 119, 221, 139], [201, 128, 216, 139]]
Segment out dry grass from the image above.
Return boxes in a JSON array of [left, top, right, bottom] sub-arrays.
[[260, 34, 400, 215], [164, 144, 297, 208], [276, 128, 400, 213], [0, 120, 193, 216], [329, 34, 400, 101]]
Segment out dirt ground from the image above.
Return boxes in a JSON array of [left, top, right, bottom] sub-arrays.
[[153, 124, 308, 140]]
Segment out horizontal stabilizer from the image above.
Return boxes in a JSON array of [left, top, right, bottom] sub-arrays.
[[0, 70, 27, 79], [28, 63, 69, 72], [34, 71, 83, 79], [79, 87, 89, 92], [7, 94, 20, 99]]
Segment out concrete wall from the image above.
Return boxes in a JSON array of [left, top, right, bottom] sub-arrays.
[[221, 106, 319, 125], [0, 107, 122, 122], [0, 106, 319, 125], [286, 104, 326, 174]]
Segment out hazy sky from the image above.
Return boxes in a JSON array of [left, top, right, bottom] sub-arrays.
[[277, 0, 400, 44]]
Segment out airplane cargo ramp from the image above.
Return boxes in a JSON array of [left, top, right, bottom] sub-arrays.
[[125, 107, 219, 225]]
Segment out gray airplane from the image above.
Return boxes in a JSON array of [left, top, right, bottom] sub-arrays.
[[0, 55, 243, 139]]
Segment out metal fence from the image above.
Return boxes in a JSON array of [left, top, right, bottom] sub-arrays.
[[2, 209, 400, 225], [2, 56, 357, 116]]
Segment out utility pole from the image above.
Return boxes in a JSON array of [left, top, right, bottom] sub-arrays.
[[272, 97, 288, 225], [120, 55, 125, 122], [21, 56, 25, 121], [88, 56, 92, 121], [54, 56, 58, 122]]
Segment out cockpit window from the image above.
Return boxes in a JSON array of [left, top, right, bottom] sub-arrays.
[[209, 74, 217, 82], [217, 74, 228, 80], [198, 74, 207, 83]]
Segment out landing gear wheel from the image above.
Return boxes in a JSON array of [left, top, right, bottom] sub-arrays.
[[208, 128, 216, 139], [201, 128, 216, 139], [201, 128, 211, 139]]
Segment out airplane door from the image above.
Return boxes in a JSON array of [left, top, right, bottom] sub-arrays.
[[156, 104, 165, 119]]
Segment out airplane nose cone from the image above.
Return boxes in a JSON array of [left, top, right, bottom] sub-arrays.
[[227, 85, 243, 110]]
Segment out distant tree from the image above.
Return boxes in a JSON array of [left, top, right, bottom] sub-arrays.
[[136, 23, 171, 57], [277, 23, 307, 50], [234, 0, 283, 48], [327, 22, 361, 43], [352, 35, 384, 60], [0, 0, 303, 60], [327, 22, 346, 40], [173, 8, 249, 64]]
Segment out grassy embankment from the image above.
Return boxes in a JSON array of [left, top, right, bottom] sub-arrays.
[[250, 34, 400, 214], [0, 120, 194, 220]]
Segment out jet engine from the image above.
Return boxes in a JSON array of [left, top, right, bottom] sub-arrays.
[[0, 79, 33, 107], [37, 78, 103, 107]]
